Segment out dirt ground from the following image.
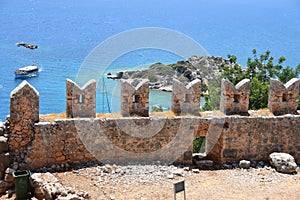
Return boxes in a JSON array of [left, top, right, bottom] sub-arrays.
[[55, 168, 300, 200], [1, 165, 299, 200]]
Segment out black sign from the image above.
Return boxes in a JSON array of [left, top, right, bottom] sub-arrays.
[[174, 180, 186, 200]]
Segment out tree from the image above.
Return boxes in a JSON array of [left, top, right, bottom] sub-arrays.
[[202, 49, 300, 111], [249, 77, 269, 109]]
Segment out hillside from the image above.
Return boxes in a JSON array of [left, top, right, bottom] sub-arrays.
[[120, 55, 239, 91]]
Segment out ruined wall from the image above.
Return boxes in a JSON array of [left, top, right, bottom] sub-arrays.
[[268, 78, 300, 115], [220, 79, 250, 115], [66, 79, 96, 118], [120, 79, 149, 117], [172, 79, 201, 116]]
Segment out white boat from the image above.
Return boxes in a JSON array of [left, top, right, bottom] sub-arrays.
[[14, 65, 39, 78]]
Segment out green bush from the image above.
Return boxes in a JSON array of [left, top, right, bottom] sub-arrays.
[[193, 137, 205, 153], [148, 73, 158, 82], [151, 105, 163, 112]]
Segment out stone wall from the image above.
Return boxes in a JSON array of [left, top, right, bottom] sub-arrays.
[[220, 79, 250, 115], [9, 81, 39, 155], [2, 79, 300, 173], [120, 79, 149, 117], [172, 79, 201, 116], [66, 79, 96, 118], [0, 122, 9, 181], [6, 115, 300, 170], [218, 116, 300, 163], [268, 78, 300, 115], [15, 117, 196, 169]]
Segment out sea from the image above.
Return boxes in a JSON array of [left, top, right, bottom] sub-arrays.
[[0, 0, 300, 121]]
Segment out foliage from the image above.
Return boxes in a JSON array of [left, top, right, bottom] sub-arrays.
[[159, 65, 174, 76], [132, 70, 148, 78], [149, 63, 174, 77], [201, 77, 222, 111], [193, 136, 205, 153], [151, 104, 163, 112], [201, 93, 212, 111], [148, 72, 158, 82], [215, 49, 300, 110], [249, 77, 269, 109]]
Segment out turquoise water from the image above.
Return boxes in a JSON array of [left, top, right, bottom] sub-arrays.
[[0, 0, 300, 120]]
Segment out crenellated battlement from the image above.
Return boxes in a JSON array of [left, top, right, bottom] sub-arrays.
[[268, 78, 300, 115], [172, 78, 201, 116], [1, 77, 299, 172], [66, 79, 96, 118], [120, 79, 150, 117], [220, 79, 250, 115]]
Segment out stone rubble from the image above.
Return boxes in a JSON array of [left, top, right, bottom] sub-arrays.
[[30, 172, 90, 200], [72, 164, 194, 187]]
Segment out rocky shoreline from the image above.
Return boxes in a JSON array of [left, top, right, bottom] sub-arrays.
[[117, 55, 239, 92]]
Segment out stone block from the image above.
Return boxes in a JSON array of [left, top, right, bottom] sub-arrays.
[[120, 79, 149, 117], [10, 80, 39, 124], [220, 79, 250, 115], [66, 79, 96, 118], [172, 78, 201, 116], [268, 78, 300, 115]]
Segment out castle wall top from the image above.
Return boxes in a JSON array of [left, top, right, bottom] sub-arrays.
[[66, 79, 96, 118], [120, 79, 149, 117], [268, 78, 300, 115], [172, 78, 201, 116], [10, 80, 39, 152], [220, 79, 250, 115]]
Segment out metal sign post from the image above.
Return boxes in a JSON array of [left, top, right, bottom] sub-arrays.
[[174, 180, 186, 200]]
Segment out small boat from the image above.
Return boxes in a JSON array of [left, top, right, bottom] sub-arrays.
[[106, 71, 123, 80], [14, 65, 39, 78], [16, 42, 38, 49]]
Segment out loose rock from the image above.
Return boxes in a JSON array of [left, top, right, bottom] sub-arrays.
[[30, 172, 90, 200], [269, 152, 297, 174], [239, 160, 251, 169]]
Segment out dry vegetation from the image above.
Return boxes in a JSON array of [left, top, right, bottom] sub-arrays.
[[249, 109, 274, 116], [149, 110, 175, 118], [39, 109, 281, 122], [39, 112, 67, 122], [96, 113, 122, 118]]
